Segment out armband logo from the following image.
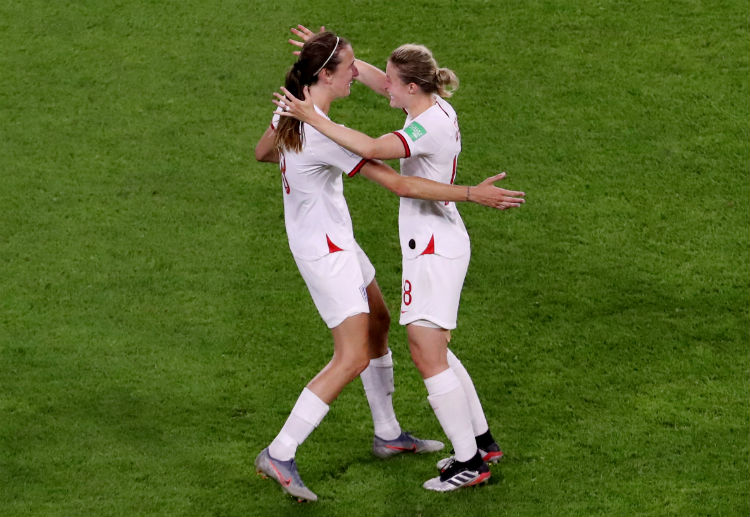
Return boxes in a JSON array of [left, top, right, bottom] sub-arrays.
[[404, 121, 427, 142]]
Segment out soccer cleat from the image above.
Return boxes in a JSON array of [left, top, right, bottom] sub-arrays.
[[254, 448, 318, 502], [436, 442, 504, 471], [372, 431, 445, 458], [423, 452, 491, 492], [480, 441, 505, 463]]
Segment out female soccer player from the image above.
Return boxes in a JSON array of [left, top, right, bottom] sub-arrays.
[[254, 31, 524, 501], [275, 35, 524, 492]]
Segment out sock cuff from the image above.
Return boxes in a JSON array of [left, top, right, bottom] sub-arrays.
[[369, 349, 393, 368], [423, 367, 461, 397], [292, 387, 330, 427]]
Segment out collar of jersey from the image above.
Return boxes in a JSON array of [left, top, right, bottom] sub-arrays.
[[313, 104, 329, 120]]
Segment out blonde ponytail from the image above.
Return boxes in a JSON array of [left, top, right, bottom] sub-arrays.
[[435, 67, 459, 98]]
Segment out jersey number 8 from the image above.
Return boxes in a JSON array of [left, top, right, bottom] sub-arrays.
[[403, 279, 413, 306]]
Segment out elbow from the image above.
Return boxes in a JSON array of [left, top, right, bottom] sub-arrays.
[[255, 128, 278, 162], [254, 147, 276, 163], [254, 144, 269, 162], [360, 144, 380, 161], [392, 181, 414, 198]]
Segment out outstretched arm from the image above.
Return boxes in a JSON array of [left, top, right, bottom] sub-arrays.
[[360, 161, 525, 210], [275, 86, 404, 160]]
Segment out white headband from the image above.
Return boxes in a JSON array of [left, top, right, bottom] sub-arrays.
[[314, 37, 340, 76]]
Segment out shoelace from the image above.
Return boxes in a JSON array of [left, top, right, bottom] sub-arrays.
[[440, 458, 459, 480]]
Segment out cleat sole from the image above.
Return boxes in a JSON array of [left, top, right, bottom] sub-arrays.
[[470, 471, 491, 486], [483, 450, 504, 464]]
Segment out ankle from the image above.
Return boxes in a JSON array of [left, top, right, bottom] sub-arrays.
[[475, 429, 495, 450]]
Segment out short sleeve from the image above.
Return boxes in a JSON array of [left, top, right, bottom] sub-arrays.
[[308, 128, 368, 177], [270, 109, 281, 130], [394, 119, 434, 158]]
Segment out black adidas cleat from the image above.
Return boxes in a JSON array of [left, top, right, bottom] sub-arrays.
[[436, 442, 504, 470], [423, 452, 490, 492]]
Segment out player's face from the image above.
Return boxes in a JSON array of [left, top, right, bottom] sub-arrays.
[[384, 61, 410, 109], [329, 45, 358, 99]]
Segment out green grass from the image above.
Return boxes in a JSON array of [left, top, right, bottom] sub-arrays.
[[1, 0, 748, 515]]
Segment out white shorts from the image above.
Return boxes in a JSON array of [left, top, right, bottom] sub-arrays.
[[399, 251, 470, 330], [294, 242, 376, 329]]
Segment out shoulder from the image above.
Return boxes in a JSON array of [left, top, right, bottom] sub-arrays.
[[303, 122, 336, 149], [302, 121, 363, 170], [412, 100, 456, 141], [432, 97, 457, 122], [414, 98, 456, 130]]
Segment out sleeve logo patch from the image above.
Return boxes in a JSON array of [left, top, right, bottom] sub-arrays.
[[404, 121, 427, 142]]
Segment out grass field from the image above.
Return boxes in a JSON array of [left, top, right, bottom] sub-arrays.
[[1, 1, 748, 516]]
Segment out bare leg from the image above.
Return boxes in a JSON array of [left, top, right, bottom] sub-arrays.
[[407, 324, 451, 379], [307, 312, 371, 404], [267, 312, 370, 463]]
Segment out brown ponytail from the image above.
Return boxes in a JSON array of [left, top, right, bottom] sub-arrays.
[[274, 32, 349, 152]]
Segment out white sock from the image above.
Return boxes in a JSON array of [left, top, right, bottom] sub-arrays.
[[268, 387, 329, 461], [447, 349, 489, 437], [424, 368, 477, 462], [360, 349, 401, 440]]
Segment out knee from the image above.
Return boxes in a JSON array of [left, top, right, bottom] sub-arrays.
[[408, 340, 430, 377], [348, 355, 371, 380], [353, 355, 371, 377], [408, 336, 449, 379], [336, 350, 371, 381]]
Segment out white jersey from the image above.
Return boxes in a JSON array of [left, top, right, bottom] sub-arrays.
[[392, 97, 470, 259], [275, 107, 367, 260]]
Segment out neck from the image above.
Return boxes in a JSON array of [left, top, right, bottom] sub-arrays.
[[307, 83, 334, 114], [405, 93, 436, 119]]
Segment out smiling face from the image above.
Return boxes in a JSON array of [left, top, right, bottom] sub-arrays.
[[326, 44, 358, 99], [384, 60, 412, 109]]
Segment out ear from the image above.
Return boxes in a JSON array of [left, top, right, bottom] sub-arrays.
[[320, 68, 334, 84], [408, 83, 418, 94]]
